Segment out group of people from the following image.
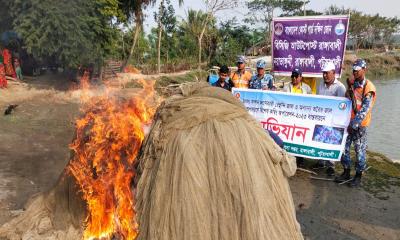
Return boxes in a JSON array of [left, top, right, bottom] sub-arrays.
[[212, 56, 275, 91], [0, 48, 23, 88], [212, 56, 376, 187]]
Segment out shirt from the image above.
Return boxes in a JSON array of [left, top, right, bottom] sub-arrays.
[[317, 79, 346, 97], [212, 79, 232, 91], [283, 83, 312, 94], [249, 73, 274, 90]]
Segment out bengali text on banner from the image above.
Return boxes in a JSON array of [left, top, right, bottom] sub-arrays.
[[232, 88, 352, 161], [272, 15, 349, 78]]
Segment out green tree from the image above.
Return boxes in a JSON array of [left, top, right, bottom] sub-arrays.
[[154, 0, 183, 73], [212, 18, 255, 66], [6, 0, 120, 68], [195, 0, 238, 69], [246, 0, 310, 53], [120, 0, 156, 68]]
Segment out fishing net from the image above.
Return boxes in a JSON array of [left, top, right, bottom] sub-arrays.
[[0, 82, 302, 240], [135, 82, 302, 240]]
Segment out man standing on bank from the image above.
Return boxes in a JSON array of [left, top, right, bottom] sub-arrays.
[[316, 61, 346, 176], [230, 55, 252, 89], [212, 65, 232, 91], [334, 59, 377, 187], [249, 59, 275, 90]]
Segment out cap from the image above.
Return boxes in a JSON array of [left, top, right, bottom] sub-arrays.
[[219, 65, 229, 74], [352, 59, 367, 71], [256, 59, 266, 69], [322, 61, 336, 72], [237, 55, 246, 63], [291, 68, 302, 76]]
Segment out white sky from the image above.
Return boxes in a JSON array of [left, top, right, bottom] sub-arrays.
[[143, 0, 399, 32]]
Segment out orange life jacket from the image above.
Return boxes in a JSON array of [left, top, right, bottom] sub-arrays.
[[230, 70, 252, 88], [350, 79, 376, 127]]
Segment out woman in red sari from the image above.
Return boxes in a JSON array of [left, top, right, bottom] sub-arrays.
[[0, 55, 7, 88], [2, 48, 16, 78]]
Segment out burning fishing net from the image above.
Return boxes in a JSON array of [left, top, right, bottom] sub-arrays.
[[0, 77, 160, 240], [0, 80, 302, 240]]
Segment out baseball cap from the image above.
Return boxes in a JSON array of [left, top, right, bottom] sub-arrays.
[[237, 55, 246, 63], [256, 59, 266, 69], [352, 59, 367, 71], [291, 68, 302, 77], [322, 61, 336, 72]]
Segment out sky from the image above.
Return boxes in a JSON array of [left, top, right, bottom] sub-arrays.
[[143, 0, 399, 33]]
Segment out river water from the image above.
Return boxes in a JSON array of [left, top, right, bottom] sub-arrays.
[[368, 77, 400, 161]]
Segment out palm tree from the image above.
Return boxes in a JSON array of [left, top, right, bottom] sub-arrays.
[[121, 0, 153, 68], [181, 10, 213, 69]]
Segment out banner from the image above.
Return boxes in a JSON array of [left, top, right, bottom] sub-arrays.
[[272, 15, 349, 78], [232, 88, 352, 161]]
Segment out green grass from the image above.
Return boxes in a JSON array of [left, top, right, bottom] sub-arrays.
[[342, 51, 400, 79], [334, 150, 400, 200]]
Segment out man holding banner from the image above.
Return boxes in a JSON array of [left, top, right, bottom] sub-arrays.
[[283, 68, 312, 94], [335, 59, 376, 187], [316, 61, 346, 176]]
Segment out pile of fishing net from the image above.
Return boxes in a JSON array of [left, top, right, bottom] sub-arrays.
[[134, 83, 302, 240], [0, 82, 302, 240]]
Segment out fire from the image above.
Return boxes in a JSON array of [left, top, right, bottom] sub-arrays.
[[68, 73, 160, 240]]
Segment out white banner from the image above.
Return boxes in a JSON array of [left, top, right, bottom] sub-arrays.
[[232, 88, 352, 161]]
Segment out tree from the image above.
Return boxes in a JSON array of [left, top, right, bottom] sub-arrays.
[[212, 18, 256, 66], [154, 0, 183, 73], [196, 0, 239, 69], [121, 0, 155, 68], [5, 0, 120, 68], [246, 0, 310, 54]]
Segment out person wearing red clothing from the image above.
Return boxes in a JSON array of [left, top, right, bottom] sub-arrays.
[[0, 55, 7, 88], [2, 48, 16, 78]]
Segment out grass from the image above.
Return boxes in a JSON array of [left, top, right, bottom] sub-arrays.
[[342, 50, 400, 79], [333, 150, 400, 200], [362, 151, 400, 199]]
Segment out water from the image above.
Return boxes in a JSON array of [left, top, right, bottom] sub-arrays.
[[368, 77, 400, 161]]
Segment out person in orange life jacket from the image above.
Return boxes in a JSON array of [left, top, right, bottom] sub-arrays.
[[334, 59, 376, 187], [212, 65, 232, 91], [283, 68, 311, 167], [230, 55, 252, 88]]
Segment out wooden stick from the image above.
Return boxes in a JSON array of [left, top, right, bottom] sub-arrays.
[[6, 76, 19, 82], [310, 176, 334, 181], [338, 178, 352, 185], [297, 167, 318, 175]]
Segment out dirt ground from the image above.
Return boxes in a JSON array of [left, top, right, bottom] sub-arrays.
[[0, 74, 399, 240]]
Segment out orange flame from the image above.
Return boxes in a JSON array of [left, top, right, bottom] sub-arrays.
[[68, 73, 160, 240]]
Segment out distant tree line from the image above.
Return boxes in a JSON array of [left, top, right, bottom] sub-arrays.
[[0, 0, 398, 74]]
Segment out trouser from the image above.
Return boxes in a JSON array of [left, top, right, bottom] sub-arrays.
[[342, 127, 367, 173], [16, 67, 23, 80], [0, 76, 7, 88]]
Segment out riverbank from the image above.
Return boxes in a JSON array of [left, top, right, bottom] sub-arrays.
[[343, 50, 400, 78], [0, 74, 399, 239]]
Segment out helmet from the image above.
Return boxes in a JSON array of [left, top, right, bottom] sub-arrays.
[[237, 55, 246, 63], [256, 59, 266, 69], [352, 59, 367, 71]]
